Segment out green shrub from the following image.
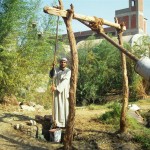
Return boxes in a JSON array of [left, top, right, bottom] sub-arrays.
[[134, 135, 150, 149], [98, 102, 121, 124]]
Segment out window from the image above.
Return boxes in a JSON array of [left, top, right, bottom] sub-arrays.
[[132, 0, 135, 7]]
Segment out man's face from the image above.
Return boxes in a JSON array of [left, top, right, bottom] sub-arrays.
[[60, 60, 67, 69]]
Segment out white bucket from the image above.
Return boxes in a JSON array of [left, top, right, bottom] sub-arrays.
[[49, 128, 62, 142], [134, 57, 150, 81]]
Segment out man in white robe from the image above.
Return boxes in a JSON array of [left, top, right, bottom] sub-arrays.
[[50, 58, 71, 127]]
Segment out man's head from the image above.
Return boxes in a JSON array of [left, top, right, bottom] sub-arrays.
[[59, 57, 68, 70]]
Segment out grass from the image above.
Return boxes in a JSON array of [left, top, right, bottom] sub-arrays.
[[94, 100, 150, 149], [124, 118, 150, 149], [86, 104, 105, 110], [127, 116, 150, 150], [134, 135, 150, 150]]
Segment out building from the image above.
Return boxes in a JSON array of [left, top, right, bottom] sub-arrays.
[[63, 0, 147, 43], [116, 0, 146, 35]]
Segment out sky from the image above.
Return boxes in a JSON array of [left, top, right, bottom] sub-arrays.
[[41, 0, 150, 35]]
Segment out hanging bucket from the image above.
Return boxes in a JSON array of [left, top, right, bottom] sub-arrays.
[[134, 57, 150, 81]]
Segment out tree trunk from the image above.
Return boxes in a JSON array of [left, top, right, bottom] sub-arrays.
[[63, 6, 78, 150]]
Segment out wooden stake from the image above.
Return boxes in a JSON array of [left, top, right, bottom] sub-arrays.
[[116, 21, 129, 133], [63, 4, 78, 150]]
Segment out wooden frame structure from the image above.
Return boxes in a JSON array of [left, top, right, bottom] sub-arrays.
[[44, 0, 141, 149]]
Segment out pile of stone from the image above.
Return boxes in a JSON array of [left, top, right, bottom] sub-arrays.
[[14, 120, 41, 138], [19, 101, 44, 112], [13, 115, 53, 141]]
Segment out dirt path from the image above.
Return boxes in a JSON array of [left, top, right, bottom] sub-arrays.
[[0, 104, 144, 150]]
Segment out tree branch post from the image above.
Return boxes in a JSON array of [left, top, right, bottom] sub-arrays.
[[62, 4, 78, 150], [115, 18, 129, 133]]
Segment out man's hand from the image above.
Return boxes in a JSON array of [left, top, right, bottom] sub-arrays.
[[51, 85, 56, 92]]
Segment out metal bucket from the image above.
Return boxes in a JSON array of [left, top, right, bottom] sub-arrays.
[[49, 128, 62, 142], [134, 57, 150, 81]]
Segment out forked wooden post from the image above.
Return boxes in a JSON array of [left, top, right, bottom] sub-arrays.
[[115, 18, 129, 133], [46, 1, 78, 149], [62, 4, 78, 150]]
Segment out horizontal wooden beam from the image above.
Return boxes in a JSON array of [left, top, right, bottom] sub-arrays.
[[43, 6, 126, 30]]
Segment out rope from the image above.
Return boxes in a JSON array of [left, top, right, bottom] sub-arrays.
[[53, 16, 60, 66], [51, 16, 59, 128], [89, 17, 104, 31]]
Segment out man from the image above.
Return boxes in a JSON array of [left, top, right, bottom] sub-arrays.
[[50, 58, 71, 128]]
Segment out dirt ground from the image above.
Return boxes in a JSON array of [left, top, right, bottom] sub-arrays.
[[0, 102, 148, 150]]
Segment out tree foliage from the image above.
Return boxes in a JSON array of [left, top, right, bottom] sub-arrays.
[[77, 38, 122, 105], [0, 0, 59, 104], [77, 35, 150, 105], [125, 36, 150, 100], [0, 0, 41, 44]]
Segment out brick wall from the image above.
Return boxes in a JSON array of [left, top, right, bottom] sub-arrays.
[[118, 16, 129, 29], [131, 14, 136, 29]]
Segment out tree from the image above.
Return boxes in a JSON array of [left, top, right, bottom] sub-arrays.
[[77, 38, 122, 105], [0, 0, 58, 103], [0, 0, 41, 44]]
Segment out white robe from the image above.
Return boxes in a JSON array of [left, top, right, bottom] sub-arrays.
[[53, 67, 71, 127]]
